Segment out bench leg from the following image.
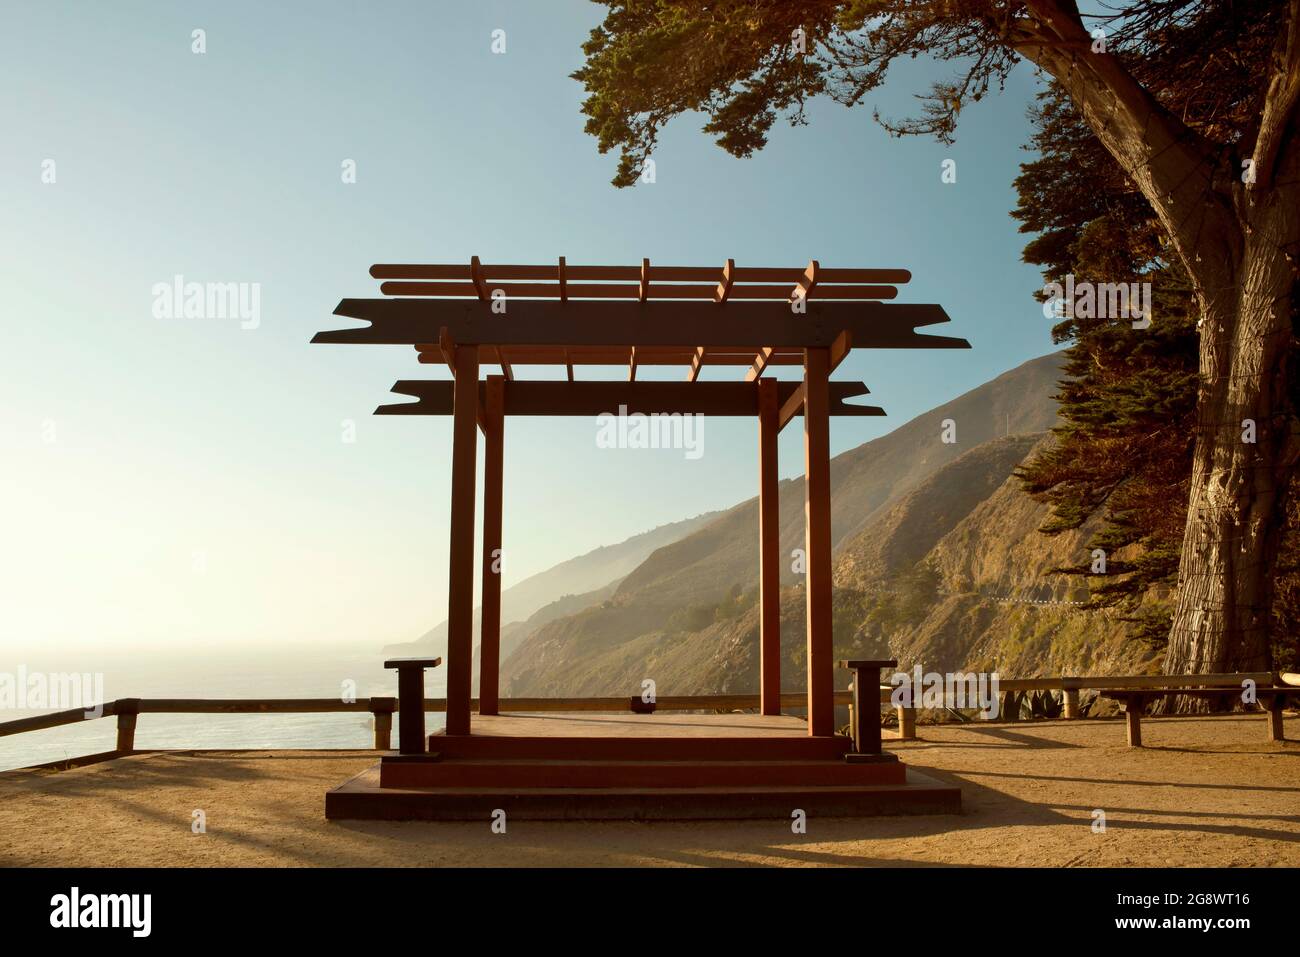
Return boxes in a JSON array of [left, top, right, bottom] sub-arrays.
[[896, 704, 916, 740], [1124, 696, 1144, 748], [1267, 695, 1285, 743]]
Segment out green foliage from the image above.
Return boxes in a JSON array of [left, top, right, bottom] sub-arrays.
[[1010, 18, 1300, 667], [665, 602, 715, 633], [860, 562, 941, 637], [1011, 85, 1199, 626], [573, 2, 1287, 186], [1026, 690, 1062, 720], [665, 582, 756, 633], [573, 1, 1028, 186]]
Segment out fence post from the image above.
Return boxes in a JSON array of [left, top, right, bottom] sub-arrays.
[[1062, 681, 1081, 720], [371, 696, 396, 750], [896, 703, 917, 740], [115, 698, 140, 751]]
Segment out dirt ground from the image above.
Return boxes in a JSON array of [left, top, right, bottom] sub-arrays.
[[1, 714, 1297, 867]]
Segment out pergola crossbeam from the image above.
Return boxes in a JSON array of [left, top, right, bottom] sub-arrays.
[[416, 346, 807, 367], [318, 299, 969, 351], [377, 379, 885, 418]]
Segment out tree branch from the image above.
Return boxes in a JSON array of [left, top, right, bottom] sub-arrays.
[[1251, 0, 1300, 190], [1010, 0, 1240, 277]]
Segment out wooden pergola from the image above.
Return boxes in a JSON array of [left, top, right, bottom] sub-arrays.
[[313, 258, 968, 740]]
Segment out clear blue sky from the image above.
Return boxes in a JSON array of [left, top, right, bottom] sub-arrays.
[[0, 1, 1055, 655]]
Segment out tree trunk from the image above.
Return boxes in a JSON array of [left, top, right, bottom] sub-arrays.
[[1013, 0, 1300, 706], [1161, 182, 1300, 707]]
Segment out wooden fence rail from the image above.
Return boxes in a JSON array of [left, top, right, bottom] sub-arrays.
[[1, 672, 1293, 760]]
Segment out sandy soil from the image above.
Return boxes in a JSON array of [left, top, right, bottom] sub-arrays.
[[1, 714, 1297, 867]]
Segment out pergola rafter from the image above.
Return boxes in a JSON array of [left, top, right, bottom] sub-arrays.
[[313, 259, 969, 740]]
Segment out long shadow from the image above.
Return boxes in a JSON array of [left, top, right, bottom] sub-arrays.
[[0, 750, 372, 798], [1067, 813, 1300, 845], [626, 844, 975, 868], [1140, 743, 1300, 756], [1048, 801, 1300, 825], [930, 725, 1086, 749], [957, 768, 1300, 794], [0, 751, 380, 866]]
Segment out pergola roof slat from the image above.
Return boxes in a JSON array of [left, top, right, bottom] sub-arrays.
[[369, 262, 912, 285], [378, 280, 900, 300]]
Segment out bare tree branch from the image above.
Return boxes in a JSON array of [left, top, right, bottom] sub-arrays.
[[1251, 0, 1300, 189]]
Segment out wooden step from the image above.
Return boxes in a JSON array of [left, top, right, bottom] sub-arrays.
[[427, 733, 853, 761], [380, 757, 905, 789], [328, 766, 961, 821]]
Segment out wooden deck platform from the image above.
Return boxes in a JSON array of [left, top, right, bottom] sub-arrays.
[[425, 712, 856, 761], [325, 712, 961, 820], [439, 712, 823, 737]]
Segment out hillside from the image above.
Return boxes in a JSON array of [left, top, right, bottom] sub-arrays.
[[885, 438, 1161, 678], [498, 351, 1137, 697], [502, 427, 1158, 699], [833, 433, 1044, 588], [610, 350, 1066, 604]]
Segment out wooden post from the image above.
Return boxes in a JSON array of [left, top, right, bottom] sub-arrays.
[[851, 675, 880, 753], [897, 703, 917, 740], [446, 343, 479, 736], [1063, 686, 1081, 719], [803, 348, 834, 737], [115, 698, 140, 751], [1124, 694, 1145, 747], [757, 377, 781, 716], [1266, 693, 1285, 743], [384, 658, 441, 754], [396, 669, 424, 752], [839, 660, 898, 760], [479, 375, 505, 716], [371, 696, 396, 750]]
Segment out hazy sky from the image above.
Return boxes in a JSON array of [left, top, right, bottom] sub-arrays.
[[0, 2, 1055, 657]]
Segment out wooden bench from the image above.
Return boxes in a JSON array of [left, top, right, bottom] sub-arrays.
[[1100, 686, 1298, 747]]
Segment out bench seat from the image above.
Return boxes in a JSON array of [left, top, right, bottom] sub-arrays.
[[1098, 687, 1298, 747]]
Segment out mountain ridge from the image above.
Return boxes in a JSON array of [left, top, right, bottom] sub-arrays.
[[385, 510, 721, 658]]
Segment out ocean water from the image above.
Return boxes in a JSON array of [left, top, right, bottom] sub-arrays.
[[0, 646, 447, 771]]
